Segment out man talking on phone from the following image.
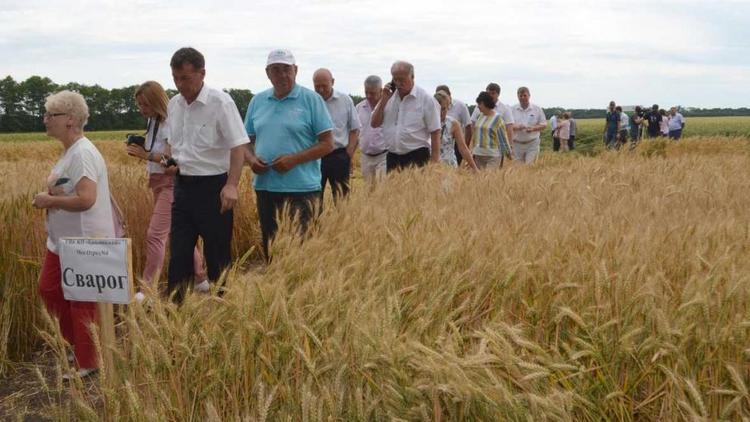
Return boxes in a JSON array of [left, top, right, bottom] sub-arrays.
[[243, 49, 334, 260], [370, 60, 441, 172]]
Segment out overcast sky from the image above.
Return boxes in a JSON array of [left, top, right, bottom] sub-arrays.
[[2, 0, 749, 108]]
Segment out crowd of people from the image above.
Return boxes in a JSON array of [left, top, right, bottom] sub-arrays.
[[30, 46, 686, 378], [602, 102, 686, 149]]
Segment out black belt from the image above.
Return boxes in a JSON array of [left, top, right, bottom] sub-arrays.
[[364, 150, 387, 157], [177, 173, 226, 184]]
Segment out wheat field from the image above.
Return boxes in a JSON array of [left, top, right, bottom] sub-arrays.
[[1, 124, 750, 419]]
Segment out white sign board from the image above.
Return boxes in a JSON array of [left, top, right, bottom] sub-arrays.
[[59, 238, 133, 305]]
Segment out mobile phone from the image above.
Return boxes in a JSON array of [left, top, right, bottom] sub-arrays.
[[54, 177, 70, 186], [388, 80, 396, 93]]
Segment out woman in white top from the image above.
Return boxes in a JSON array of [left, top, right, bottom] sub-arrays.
[[433, 90, 477, 170], [32, 90, 114, 378], [125, 81, 206, 301]]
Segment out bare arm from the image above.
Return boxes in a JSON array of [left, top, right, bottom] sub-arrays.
[[346, 129, 359, 158], [33, 177, 97, 212], [370, 86, 393, 128], [220, 143, 248, 213], [464, 124, 473, 148], [452, 121, 478, 171], [272, 130, 334, 173], [430, 130, 441, 163]]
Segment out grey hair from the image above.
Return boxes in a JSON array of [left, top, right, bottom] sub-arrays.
[[45, 90, 89, 129], [391, 61, 414, 77], [364, 75, 382, 87]]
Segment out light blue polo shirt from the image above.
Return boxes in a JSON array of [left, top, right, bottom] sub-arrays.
[[245, 84, 333, 192]]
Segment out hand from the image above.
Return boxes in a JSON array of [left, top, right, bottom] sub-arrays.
[[220, 183, 238, 213], [515, 124, 526, 132], [271, 154, 298, 173], [346, 147, 356, 159], [247, 153, 270, 174], [32, 192, 55, 209], [126, 144, 148, 160], [525, 126, 536, 133], [380, 85, 394, 103], [48, 185, 65, 196]]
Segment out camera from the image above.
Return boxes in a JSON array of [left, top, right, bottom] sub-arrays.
[[161, 156, 178, 168], [125, 134, 146, 148]]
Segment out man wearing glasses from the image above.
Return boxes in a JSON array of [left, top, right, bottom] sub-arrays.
[[244, 49, 334, 260], [165, 47, 249, 303]]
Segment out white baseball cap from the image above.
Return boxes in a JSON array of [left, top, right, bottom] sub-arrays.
[[266, 49, 295, 66]]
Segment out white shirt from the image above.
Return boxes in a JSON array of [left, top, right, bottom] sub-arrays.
[[144, 118, 170, 174], [668, 113, 685, 131], [167, 84, 249, 176], [324, 90, 361, 149], [511, 103, 547, 143], [620, 112, 630, 130], [356, 100, 387, 155], [447, 99, 471, 128], [550, 115, 558, 130], [471, 100, 515, 126], [45, 137, 115, 253], [380, 84, 441, 154]]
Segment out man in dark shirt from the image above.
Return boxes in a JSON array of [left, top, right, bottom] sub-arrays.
[[603, 101, 620, 148], [645, 104, 662, 138]]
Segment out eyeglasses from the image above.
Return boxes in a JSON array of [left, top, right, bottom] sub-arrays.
[[44, 112, 67, 119]]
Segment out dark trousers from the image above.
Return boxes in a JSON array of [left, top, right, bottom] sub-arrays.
[[552, 136, 561, 152], [386, 147, 430, 173], [168, 173, 232, 303], [321, 147, 350, 201], [256, 190, 321, 261], [568, 135, 576, 150]]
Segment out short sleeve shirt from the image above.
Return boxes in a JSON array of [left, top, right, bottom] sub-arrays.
[[668, 113, 685, 131], [447, 99, 471, 128], [471, 101, 515, 126], [511, 103, 546, 143], [381, 85, 441, 154], [245, 84, 333, 192], [145, 118, 170, 175], [45, 137, 115, 253], [324, 90, 361, 149], [167, 84, 249, 176], [356, 100, 387, 155]]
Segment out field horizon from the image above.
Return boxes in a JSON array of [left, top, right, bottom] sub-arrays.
[[1, 124, 750, 419]]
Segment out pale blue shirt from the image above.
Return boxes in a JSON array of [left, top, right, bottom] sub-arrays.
[[668, 113, 685, 131], [324, 90, 361, 149], [245, 84, 333, 192]]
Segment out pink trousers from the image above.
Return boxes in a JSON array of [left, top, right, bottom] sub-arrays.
[[142, 173, 206, 285]]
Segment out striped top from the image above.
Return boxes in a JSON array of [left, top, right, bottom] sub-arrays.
[[472, 112, 510, 157]]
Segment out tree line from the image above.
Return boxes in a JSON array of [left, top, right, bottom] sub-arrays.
[[0, 75, 253, 133], [1, 75, 748, 133]]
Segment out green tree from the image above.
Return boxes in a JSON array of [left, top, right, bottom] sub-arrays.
[[19, 76, 58, 131], [0, 76, 22, 131], [225, 88, 253, 119]]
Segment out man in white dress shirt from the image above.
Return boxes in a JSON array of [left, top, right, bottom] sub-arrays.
[[370, 61, 441, 172], [356, 75, 388, 183], [165, 47, 248, 302], [313, 68, 360, 200], [511, 86, 547, 164]]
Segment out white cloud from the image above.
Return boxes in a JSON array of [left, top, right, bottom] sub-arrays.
[[1, 0, 748, 107]]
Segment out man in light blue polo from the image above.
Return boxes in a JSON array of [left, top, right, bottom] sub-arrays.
[[244, 49, 334, 260]]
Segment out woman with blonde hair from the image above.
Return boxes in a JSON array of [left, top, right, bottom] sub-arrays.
[[32, 90, 115, 378], [434, 90, 478, 170], [125, 81, 206, 301]]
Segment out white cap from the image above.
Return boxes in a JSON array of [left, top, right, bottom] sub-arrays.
[[266, 49, 295, 66]]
